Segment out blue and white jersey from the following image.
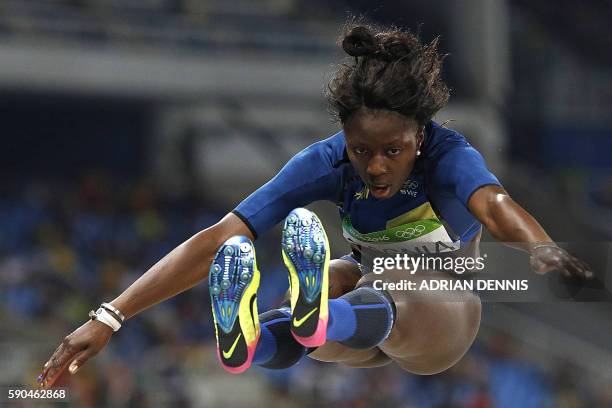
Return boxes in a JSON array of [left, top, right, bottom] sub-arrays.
[[233, 121, 501, 257]]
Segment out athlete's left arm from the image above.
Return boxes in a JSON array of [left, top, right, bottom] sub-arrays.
[[468, 184, 592, 278]]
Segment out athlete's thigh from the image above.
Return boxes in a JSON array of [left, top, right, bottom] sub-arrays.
[[358, 268, 481, 375], [308, 340, 391, 368]]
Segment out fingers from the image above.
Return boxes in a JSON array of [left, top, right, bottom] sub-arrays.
[[68, 348, 96, 375], [567, 256, 593, 279], [562, 269, 572, 279], [39, 343, 66, 387], [38, 337, 83, 389], [531, 246, 593, 280], [39, 357, 70, 389], [572, 255, 593, 278], [555, 253, 593, 280], [40, 342, 64, 379], [564, 257, 584, 278]]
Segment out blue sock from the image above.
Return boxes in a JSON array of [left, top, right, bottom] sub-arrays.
[[326, 287, 395, 349], [253, 321, 278, 365], [326, 298, 357, 341], [253, 308, 307, 368]]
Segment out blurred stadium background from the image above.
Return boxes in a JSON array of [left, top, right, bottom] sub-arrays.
[[1, 0, 612, 407]]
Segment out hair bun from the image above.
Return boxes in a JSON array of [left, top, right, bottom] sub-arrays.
[[342, 26, 379, 57]]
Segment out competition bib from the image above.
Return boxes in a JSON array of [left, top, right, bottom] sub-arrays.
[[342, 201, 461, 256]]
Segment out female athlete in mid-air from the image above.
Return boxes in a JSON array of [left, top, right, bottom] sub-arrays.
[[39, 21, 591, 386]]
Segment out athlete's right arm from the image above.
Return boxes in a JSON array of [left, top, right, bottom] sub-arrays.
[[39, 132, 344, 388], [38, 212, 251, 389]]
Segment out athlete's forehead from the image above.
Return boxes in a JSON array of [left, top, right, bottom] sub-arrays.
[[345, 131, 409, 147], [343, 108, 419, 146]]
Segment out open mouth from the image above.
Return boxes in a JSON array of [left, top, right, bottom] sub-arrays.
[[368, 184, 392, 198]]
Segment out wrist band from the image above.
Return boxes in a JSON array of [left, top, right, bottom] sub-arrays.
[[101, 302, 125, 323], [531, 244, 560, 251], [89, 307, 121, 332]]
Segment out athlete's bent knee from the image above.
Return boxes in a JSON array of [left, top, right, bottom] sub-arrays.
[[393, 292, 481, 375], [328, 259, 362, 298]]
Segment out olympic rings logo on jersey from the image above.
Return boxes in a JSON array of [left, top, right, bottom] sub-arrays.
[[400, 180, 419, 197], [402, 180, 419, 190], [394, 225, 426, 239]]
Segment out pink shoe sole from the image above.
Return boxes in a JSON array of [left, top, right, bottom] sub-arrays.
[[291, 318, 327, 347]]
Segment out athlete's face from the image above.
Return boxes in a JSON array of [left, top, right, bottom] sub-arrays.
[[344, 109, 423, 200]]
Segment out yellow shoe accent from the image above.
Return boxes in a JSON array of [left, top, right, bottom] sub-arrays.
[[238, 272, 260, 345], [282, 251, 301, 312], [222, 333, 243, 359], [292, 307, 318, 328]]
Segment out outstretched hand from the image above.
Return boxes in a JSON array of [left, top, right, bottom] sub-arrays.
[[38, 319, 113, 389], [530, 245, 593, 279]]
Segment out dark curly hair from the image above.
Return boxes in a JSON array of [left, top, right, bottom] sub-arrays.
[[326, 21, 450, 127]]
